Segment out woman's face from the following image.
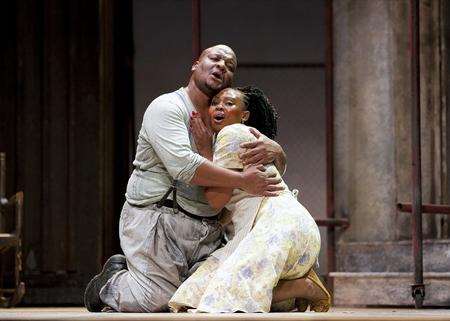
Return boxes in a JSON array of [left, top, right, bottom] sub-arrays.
[[209, 88, 250, 133]]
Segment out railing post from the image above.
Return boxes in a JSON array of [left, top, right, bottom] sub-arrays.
[[409, 0, 425, 308], [325, 0, 335, 292]]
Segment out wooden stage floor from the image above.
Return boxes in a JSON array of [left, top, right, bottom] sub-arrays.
[[1, 307, 450, 321]]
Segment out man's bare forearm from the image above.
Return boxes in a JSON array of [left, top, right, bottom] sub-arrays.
[[273, 143, 287, 175], [191, 159, 284, 197], [190, 161, 243, 188]]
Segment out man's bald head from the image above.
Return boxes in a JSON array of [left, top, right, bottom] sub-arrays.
[[199, 44, 237, 64], [190, 44, 237, 98]]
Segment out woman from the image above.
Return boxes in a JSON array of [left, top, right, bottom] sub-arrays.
[[169, 86, 331, 313]]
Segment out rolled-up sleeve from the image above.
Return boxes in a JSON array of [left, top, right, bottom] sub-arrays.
[[143, 99, 207, 183]]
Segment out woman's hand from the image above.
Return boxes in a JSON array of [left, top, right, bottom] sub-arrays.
[[190, 111, 213, 160], [239, 128, 286, 174], [240, 164, 284, 196], [205, 186, 233, 211], [219, 208, 233, 226]]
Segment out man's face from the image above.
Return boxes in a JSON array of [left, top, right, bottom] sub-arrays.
[[191, 45, 237, 98]]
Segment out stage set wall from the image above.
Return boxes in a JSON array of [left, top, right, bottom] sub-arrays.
[[1, 0, 449, 307]]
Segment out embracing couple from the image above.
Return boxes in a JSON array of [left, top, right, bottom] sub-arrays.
[[84, 44, 331, 313]]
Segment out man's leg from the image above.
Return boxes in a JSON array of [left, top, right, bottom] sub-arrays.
[[98, 202, 222, 312], [97, 203, 177, 312], [84, 254, 127, 312], [99, 264, 177, 312]]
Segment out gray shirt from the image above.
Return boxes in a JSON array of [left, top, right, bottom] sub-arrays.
[[126, 88, 218, 217]]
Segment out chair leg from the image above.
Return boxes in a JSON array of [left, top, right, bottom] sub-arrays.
[[10, 240, 25, 307], [9, 282, 25, 307]]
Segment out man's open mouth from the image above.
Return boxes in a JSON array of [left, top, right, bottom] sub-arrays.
[[211, 71, 223, 81]]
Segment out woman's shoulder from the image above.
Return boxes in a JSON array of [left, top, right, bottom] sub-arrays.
[[216, 124, 256, 142]]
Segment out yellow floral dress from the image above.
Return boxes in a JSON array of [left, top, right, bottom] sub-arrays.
[[169, 124, 321, 313]]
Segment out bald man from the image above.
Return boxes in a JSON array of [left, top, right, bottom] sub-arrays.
[[84, 45, 286, 312]]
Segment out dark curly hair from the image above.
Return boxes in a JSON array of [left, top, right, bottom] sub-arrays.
[[237, 86, 278, 139]]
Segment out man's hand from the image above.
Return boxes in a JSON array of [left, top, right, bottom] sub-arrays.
[[190, 111, 213, 160], [240, 164, 284, 196], [239, 128, 286, 174]]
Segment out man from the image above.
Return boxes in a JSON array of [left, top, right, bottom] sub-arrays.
[[84, 44, 286, 312]]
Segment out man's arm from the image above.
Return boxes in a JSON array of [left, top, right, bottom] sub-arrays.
[[144, 99, 206, 183], [191, 161, 282, 196], [239, 128, 287, 175], [189, 114, 281, 206], [189, 115, 286, 175], [144, 99, 282, 195]]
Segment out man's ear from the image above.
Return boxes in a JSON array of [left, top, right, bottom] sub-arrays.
[[242, 111, 250, 123], [191, 60, 199, 72]]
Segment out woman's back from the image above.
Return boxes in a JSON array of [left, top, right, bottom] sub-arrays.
[[211, 123, 316, 262]]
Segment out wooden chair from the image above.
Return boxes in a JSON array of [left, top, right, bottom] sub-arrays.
[[0, 153, 25, 307]]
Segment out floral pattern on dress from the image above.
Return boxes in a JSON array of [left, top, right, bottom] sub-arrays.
[[169, 123, 321, 313]]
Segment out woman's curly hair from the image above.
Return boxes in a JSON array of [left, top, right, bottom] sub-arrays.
[[237, 86, 279, 139]]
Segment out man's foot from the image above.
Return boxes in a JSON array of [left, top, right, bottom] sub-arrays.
[[84, 254, 127, 312], [101, 306, 118, 313]]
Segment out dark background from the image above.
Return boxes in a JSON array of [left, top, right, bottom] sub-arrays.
[[0, 0, 329, 304], [134, 0, 328, 276]]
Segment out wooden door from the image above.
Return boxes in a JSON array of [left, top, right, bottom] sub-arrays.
[[0, 0, 134, 304]]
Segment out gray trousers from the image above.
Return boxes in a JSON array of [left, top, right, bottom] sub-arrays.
[[99, 202, 222, 312]]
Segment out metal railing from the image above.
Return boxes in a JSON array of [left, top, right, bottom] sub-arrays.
[[397, 0, 450, 308]]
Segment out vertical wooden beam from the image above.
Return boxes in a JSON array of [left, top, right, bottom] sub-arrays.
[[16, 0, 44, 273], [111, 0, 135, 257], [0, 0, 17, 200], [99, 0, 115, 262], [42, 0, 70, 273], [68, 0, 103, 278], [66, 0, 76, 273], [192, 0, 201, 61]]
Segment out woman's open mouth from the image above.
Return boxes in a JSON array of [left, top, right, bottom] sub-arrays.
[[212, 112, 225, 124]]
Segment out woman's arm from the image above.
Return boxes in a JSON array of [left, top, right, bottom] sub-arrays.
[[204, 186, 233, 211]]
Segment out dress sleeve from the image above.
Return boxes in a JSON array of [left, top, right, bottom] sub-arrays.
[[213, 124, 257, 170]]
